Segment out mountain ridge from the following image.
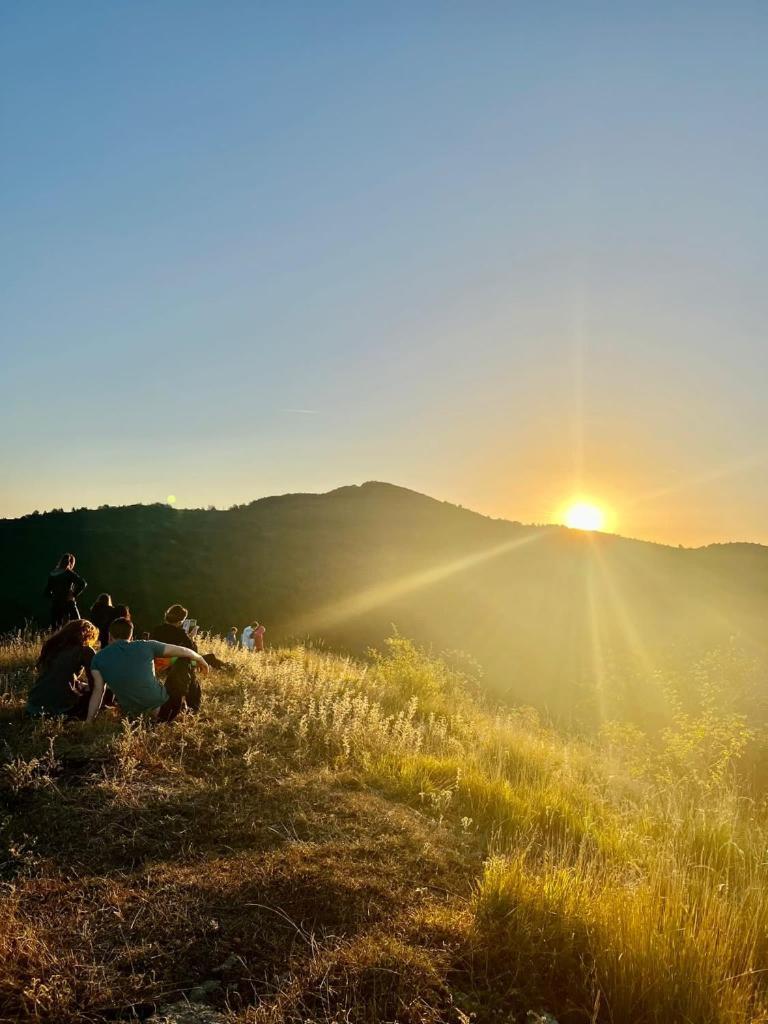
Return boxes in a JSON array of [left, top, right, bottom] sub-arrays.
[[6, 478, 763, 554], [3, 480, 768, 724]]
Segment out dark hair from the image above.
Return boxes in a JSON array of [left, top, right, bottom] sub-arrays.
[[113, 604, 131, 621], [56, 553, 75, 570], [91, 593, 112, 610], [109, 617, 134, 641], [251, 622, 260, 629], [165, 604, 187, 624], [37, 619, 98, 670]]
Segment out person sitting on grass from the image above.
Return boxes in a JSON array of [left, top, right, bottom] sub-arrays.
[[27, 619, 99, 720], [89, 593, 118, 649], [149, 604, 203, 717], [86, 617, 208, 723], [149, 604, 233, 714]]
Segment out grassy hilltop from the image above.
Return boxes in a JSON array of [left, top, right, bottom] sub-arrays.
[[2, 633, 768, 1023], [5, 482, 768, 726]]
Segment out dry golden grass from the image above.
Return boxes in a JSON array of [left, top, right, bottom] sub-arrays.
[[1, 633, 768, 1022]]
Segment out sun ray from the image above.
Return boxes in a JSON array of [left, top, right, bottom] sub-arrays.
[[628, 451, 767, 510], [294, 530, 545, 635], [584, 556, 609, 727], [590, 538, 660, 682]]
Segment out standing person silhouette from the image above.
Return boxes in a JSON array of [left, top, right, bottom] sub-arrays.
[[45, 553, 87, 629], [252, 621, 266, 652]]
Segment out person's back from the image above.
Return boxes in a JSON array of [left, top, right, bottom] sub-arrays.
[[47, 568, 81, 602], [27, 620, 98, 718], [45, 554, 86, 627], [149, 605, 202, 717], [226, 628, 238, 648], [241, 625, 254, 651], [91, 632, 169, 717], [151, 620, 197, 651], [252, 623, 266, 652], [87, 617, 209, 723], [90, 595, 117, 648]]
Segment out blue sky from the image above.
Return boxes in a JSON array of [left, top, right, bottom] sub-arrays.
[[2, 2, 767, 544]]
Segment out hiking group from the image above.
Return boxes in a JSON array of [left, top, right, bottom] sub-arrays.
[[28, 552, 266, 723]]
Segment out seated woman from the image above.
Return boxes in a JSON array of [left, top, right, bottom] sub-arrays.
[[89, 593, 118, 649], [27, 619, 99, 719]]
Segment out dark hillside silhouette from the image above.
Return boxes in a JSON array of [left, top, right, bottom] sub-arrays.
[[3, 482, 768, 724]]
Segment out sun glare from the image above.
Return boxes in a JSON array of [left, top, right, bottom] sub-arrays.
[[563, 501, 606, 532]]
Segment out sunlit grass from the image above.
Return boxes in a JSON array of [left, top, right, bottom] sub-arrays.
[[1, 631, 768, 1021]]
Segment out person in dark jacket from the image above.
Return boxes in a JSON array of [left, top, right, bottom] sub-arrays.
[[45, 553, 87, 628], [149, 604, 203, 720], [149, 604, 233, 719], [27, 619, 99, 719], [89, 593, 119, 649]]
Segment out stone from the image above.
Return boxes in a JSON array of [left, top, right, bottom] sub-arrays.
[[148, 1001, 227, 1024]]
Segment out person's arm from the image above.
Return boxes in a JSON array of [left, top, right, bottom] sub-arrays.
[[161, 643, 209, 672], [80, 646, 95, 691], [43, 575, 53, 598], [71, 571, 87, 597], [86, 669, 105, 721]]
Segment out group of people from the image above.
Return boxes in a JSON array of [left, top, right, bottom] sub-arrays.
[[228, 622, 266, 652], [45, 554, 133, 640], [29, 552, 264, 724]]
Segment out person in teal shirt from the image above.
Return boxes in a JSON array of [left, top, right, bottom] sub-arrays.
[[87, 617, 209, 720]]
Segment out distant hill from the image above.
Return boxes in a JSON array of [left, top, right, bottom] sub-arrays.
[[3, 481, 768, 724]]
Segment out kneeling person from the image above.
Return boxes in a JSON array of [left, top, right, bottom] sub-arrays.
[[86, 617, 208, 722]]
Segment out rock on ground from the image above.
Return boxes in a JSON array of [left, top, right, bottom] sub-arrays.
[[148, 1001, 227, 1024]]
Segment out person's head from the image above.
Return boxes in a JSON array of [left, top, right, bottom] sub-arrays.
[[56, 553, 75, 571], [164, 604, 187, 625], [92, 593, 112, 609], [114, 604, 131, 621], [228, 626, 237, 635], [109, 617, 134, 642], [251, 622, 260, 630], [38, 619, 98, 668]]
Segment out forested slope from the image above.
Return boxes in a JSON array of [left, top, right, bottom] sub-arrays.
[[3, 482, 768, 723]]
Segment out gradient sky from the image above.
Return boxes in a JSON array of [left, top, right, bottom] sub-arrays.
[[2, 2, 766, 546]]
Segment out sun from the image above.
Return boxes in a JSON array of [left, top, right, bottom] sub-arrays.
[[563, 501, 606, 532]]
